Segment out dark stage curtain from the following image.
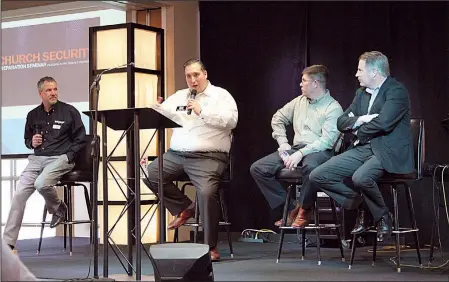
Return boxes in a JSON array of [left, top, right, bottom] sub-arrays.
[[200, 1, 449, 248]]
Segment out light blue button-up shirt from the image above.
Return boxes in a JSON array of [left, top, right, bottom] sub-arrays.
[[365, 77, 387, 114], [352, 77, 387, 145], [271, 90, 343, 156]]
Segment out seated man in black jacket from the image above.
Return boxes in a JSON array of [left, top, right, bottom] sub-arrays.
[[310, 51, 414, 238]]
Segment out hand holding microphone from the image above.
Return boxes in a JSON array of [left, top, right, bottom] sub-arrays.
[[187, 89, 200, 115], [32, 124, 43, 148]]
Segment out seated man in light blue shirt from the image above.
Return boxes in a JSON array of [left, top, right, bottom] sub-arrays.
[[250, 65, 343, 228]]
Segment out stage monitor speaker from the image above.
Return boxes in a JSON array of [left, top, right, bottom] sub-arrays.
[[149, 243, 214, 282]]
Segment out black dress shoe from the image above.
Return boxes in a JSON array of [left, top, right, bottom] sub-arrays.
[[351, 209, 366, 234], [376, 214, 393, 238], [50, 202, 67, 228]]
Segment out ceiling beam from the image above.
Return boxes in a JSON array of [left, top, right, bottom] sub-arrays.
[[1, 0, 166, 12]]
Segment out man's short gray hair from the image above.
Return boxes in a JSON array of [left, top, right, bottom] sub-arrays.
[[359, 51, 390, 77], [37, 76, 57, 92]]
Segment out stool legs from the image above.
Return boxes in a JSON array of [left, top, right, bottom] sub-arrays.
[[349, 214, 378, 269], [220, 187, 234, 257], [173, 183, 192, 243], [372, 231, 378, 266], [392, 185, 401, 273], [428, 182, 440, 264], [276, 187, 343, 265], [348, 209, 360, 269], [172, 183, 234, 257], [301, 229, 306, 260], [276, 184, 292, 263], [193, 193, 200, 243], [67, 185, 73, 256], [173, 227, 179, 243], [63, 187, 68, 251], [37, 207, 48, 255], [37, 183, 92, 255], [314, 200, 321, 265], [404, 184, 422, 266], [82, 184, 93, 244], [330, 199, 345, 262], [349, 183, 421, 272]]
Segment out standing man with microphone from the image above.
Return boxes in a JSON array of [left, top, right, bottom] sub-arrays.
[[3, 76, 86, 253], [145, 59, 238, 261]]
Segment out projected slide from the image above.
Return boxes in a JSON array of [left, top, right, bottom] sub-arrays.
[[1, 18, 99, 154]]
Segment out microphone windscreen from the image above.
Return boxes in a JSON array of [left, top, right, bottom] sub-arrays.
[[34, 124, 42, 135]]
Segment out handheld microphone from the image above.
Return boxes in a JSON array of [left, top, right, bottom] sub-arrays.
[[187, 89, 197, 115], [34, 124, 42, 135]]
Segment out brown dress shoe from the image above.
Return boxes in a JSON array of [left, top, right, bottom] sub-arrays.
[[274, 204, 300, 227], [210, 248, 220, 261], [167, 208, 195, 230], [291, 208, 311, 228]]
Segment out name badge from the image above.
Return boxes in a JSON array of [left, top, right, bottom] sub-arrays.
[[176, 106, 187, 111], [53, 124, 61, 129]]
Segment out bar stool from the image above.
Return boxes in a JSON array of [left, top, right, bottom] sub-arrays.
[[349, 118, 424, 272], [275, 168, 345, 265], [173, 177, 234, 258], [37, 135, 99, 255], [276, 134, 347, 264]]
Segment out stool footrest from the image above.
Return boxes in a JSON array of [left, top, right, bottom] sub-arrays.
[[392, 228, 419, 234], [279, 223, 341, 230], [182, 221, 231, 227], [62, 220, 93, 225], [357, 227, 419, 234], [40, 220, 93, 225]]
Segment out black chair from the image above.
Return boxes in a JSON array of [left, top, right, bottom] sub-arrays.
[[348, 118, 424, 272], [276, 134, 346, 265], [37, 135, 99, 256], [172, 137, 235, 258]]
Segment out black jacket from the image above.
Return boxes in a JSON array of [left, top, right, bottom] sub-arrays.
[[337, 76, 414, 174]]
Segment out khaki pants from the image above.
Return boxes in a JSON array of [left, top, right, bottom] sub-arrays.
[[3, 154, 74, 247]]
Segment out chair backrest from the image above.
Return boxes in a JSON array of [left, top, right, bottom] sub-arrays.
[[332, 132, 354, 156], [221, 133, 234, 182], [410, 118, 425, 179], [331, 133, 344, 155], [71, 134, 100, 176]]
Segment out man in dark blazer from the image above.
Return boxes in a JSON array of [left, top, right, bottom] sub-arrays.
[[309, 51, 414, 237]]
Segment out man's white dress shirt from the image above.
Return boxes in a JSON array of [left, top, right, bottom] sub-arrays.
[[152, 81, 238, 153]]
